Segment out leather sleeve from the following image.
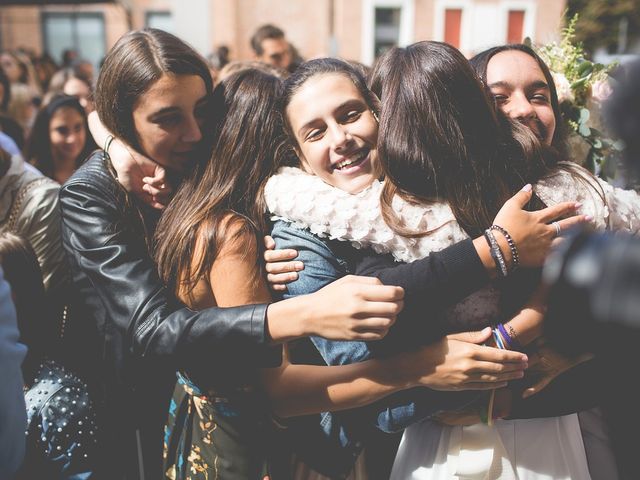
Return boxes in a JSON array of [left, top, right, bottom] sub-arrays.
[[59, 158, 280, 385]]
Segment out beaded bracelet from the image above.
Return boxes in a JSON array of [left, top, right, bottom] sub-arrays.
[[484, 229, 509, 277], [490, 224, 519, 271], [496, 323, 514, 349]]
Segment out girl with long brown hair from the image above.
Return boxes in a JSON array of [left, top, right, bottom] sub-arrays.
[[59, 28, 409, 479], [152, 64, 533, 479]]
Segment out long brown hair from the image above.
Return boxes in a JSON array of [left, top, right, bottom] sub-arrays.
[[154, 68, 284, 300], [370, 41, 557, 238], [95, 28, 213, 151]]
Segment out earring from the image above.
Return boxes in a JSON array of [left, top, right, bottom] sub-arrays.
[[372, 110, 380, 123]]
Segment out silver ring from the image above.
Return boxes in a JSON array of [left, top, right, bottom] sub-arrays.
[[552, 221, 561, 237]]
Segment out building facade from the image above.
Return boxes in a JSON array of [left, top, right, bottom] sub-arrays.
[[0, 0, 566, 67]]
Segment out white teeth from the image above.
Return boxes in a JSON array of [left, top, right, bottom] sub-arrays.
[[336, 151, 367, 169]]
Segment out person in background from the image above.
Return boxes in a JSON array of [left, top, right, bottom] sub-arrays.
[[0, 264, 27, 479], [0, 145, 68, 323], [47, 67, 94, 113], [24, 94, 96, 184], [250, 24, 300, 72], [62, 49, 79, 68], [0, 66, 26, 149], [1, 232, 98, 480]]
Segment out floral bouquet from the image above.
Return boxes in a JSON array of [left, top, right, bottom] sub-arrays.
[[531, 14, 623, 180]]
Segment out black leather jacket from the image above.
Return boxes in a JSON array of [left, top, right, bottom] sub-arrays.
[[60, 152, 279, 479]]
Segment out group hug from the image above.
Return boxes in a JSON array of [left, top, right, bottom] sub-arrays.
[[2, 26, 639, 480]]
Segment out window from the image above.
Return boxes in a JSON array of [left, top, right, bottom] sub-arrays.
[[507, 10, 525, 43], [444, 9, 462, 48], [374, 8, 401, 57], [42, 12, 105, 69], [362, 0, 414, 65], [146, 11, 174, 33]]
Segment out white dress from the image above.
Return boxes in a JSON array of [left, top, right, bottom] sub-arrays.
[[265, 164, 640, 480]]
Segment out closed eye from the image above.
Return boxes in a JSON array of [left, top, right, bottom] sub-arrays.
[[531, 93, 550, 104], [305, 127, 325, 141], [341, 110, 362, 123], [156, 114, 181, 127], [492, 94, 508, 105]]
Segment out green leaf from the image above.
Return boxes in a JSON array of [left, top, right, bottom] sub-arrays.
[[571, 78, 587, 89], [576, 61, 593, 77]]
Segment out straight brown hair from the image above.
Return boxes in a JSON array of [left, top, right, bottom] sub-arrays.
[[95, 28, 213, 151], [154, 68, 284, 300], [370, 41, 556, 238]]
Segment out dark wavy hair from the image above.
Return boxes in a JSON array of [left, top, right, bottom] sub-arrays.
[[370, 41, 557, 238], [278, 57, 380, 168], [154, 68, 285, 302], [469, 44, 568, 159], [24, 94, 96, 180]]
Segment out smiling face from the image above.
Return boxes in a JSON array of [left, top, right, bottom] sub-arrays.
[[486, 50, 556, 146], [49, 106, 87, 164], [132, 74, 208, 172], [286, 73, 378, 194]]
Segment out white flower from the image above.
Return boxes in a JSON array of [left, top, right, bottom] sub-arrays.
[[591, 79, 612, 103], [552, 72, 574, 103]]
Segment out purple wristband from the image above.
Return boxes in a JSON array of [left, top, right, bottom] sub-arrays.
[[497, 323, 514, 349]]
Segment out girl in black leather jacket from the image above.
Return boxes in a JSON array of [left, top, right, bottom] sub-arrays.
[[59, 28, 467, 480]]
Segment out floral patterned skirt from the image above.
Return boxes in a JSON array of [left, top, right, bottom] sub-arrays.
[[163, 373, 272, 480]]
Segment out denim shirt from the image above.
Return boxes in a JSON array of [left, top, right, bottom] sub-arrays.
[[271, 220, 474, 477]]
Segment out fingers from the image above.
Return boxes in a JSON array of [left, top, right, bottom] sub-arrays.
[[522, 378, 551, 399], [354, 283, 405, 302], [267, 271, 299, 285], [537, 201, 581, 223], [470, 360, 528, 375], [448, 327, 492, 344], [142, 183, 166, 198], [473, 346, 528, 364], [265, 260, 303, 275], [505, 184, 533, 208], [353, 300, 403, 318], [264, 235, 275, 250], [142, 165, 166, 187], [338, 274, 383, 286], [352, 317, 395, 340], [461, 382, 508, 391], [555, 214, 591, 232], [264, 248, 299, 264], [473, 369, 525, 383]]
